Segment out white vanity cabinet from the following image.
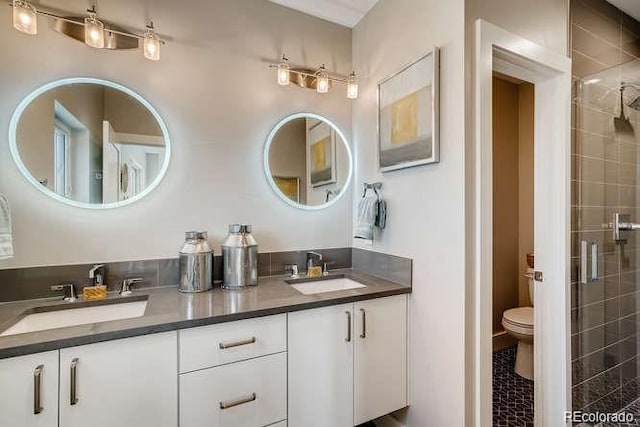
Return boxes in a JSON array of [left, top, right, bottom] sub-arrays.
[[179, 314, 288, 427], [354, 295, 408, 424], [288, 295, 408, 427], [0, 351, 59, 427], [59, 332, 177, 427]]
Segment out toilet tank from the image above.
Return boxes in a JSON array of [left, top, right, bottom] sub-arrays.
[[527, 267, 534, 305]]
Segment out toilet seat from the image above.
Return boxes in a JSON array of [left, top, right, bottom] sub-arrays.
[[502, 307, 534, 336]]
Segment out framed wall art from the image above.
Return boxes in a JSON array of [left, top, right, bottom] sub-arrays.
[[378, 47, 439, 172]]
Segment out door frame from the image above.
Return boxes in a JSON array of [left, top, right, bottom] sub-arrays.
[[471, 20, 572, 427]]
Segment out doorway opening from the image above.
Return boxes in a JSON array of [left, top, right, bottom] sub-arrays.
[[471, 20, 571, 427], [491, 73, 535, 426]]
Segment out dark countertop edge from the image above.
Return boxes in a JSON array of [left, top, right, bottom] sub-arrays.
[[0, 286, 411, 360]]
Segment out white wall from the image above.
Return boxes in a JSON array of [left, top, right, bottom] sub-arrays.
[[352, 0, 467, 425], [0, 0, 353, 268]]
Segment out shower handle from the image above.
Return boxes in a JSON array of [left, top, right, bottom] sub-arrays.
[[613, 213, 640, 242]]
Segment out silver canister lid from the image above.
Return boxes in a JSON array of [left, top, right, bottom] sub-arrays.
[[185, 231, 199, 240], [228, 224, 252, 234]]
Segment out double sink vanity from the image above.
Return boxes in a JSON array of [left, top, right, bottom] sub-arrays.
[[2, 71, 409, 426], [0, 268, 410, 427]]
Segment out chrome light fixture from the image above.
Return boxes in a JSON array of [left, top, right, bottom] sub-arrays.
[[143, 21, 160, 61], [277, 54, 290, 86], [8, 3, 166, 61], [269, 55, 358, 99], [84, 6, 104, 49], [12, 0, 37, 35], [347, 72, 358, 99]]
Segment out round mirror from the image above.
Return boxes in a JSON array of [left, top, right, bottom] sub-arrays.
[[9, 78, 171, 209], [264, 113, 353, 210]]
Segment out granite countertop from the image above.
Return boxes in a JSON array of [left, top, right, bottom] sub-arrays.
[[0, 269, 411, 359]]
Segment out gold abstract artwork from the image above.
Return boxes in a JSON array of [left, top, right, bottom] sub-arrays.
[[274, 176, 299, 202], [390, 91, 419, 145], [312, 137, 330, 171]]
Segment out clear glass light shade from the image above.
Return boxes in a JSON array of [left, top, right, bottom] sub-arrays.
[[84, 14, 104, 49], [12, 0, 37, 35], [277, 63, 290, 86], [143, 29, 160, 61], [316, 67, 329, 94], [347, 73, 358, 99]]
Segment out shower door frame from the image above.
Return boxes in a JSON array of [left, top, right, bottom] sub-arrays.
[[471, 20, 572, 427]]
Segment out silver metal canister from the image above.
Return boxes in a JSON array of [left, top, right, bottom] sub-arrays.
[[222, 224, 258, 289], [179, 231, 213, 293]]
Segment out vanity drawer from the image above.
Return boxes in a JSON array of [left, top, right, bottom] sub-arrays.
[[179, 352, 287, 427], [179, 314, 286, 372]]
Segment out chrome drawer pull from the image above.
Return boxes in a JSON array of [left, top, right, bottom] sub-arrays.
[[33, 364, 44, 415], [219, 337, 256, 350], [345, 311, 352, 342], [70, 358, 79, 405], [219, 392, 257, 410]]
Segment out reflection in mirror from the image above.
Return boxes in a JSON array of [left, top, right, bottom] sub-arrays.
[[265, 113, 352, 209], [10, 79, 170, 208]]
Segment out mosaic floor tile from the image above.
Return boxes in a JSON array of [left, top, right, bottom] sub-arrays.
[[493, 346, 534, 427]]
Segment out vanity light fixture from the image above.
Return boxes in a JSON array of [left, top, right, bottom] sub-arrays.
[[143, 21, 160, 61], [7, 2, 166, 61], [347, 72, 358, 99], [316, 65, 329, 94], [269, 55, 358, 99], [84, 6, 104, 49], [277, 54, 291, 86], [12, 0, 37, 35]]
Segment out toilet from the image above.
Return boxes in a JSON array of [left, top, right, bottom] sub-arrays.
[[501, 268, 534, 380]]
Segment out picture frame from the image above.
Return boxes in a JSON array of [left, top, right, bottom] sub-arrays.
[[273, 176, 300, 203], [378, 47, 440, 172], [307, 120, 337, 187]]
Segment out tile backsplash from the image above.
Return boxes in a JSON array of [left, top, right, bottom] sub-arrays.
[[0, 247, 410, 303]]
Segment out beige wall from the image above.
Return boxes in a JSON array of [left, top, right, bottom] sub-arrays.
[[0, 0, 352, 268], [492, 76, 520, 334], [491, 76, 535, 334], [104, 87, 163, 137], [16, 84, 105, 193], [518, 82, 534, 308], [269, 118, 307, 204], [352, 0, 466, 425]]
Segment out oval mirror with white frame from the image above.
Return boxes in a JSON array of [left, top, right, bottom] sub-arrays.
[[264, 113, 353, 210], [9, 78, 171, 209]]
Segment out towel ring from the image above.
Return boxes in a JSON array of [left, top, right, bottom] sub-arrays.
[[362, 182, 383, 199]]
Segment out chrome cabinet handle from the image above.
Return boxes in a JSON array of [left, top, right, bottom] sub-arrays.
[[359, 308, 366, 339], [70, 358, 79, 405], [219, 337, 256, 350], [219, 392, 256, 410], [33, 365, 44, 415], [345, 311, 352, 342]]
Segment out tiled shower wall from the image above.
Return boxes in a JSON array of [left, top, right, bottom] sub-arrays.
[[571, 0, 640, 412]]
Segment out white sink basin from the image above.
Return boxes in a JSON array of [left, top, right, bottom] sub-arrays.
[[1, 299, 148, 336], [290, 277, 366, 295]]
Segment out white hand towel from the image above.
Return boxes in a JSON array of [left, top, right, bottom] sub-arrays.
[[0, 195, 14, 260], [354, 196, 377, 240]]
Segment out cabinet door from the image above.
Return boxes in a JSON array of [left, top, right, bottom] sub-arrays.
[[288, 304, 353, 427], [0, 351, 58, 427], [180, 352, 287, 427], [354, 295, 408, 424], [60, 332, 177, 427]]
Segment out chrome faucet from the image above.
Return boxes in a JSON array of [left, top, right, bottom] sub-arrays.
[[120, 278, 143, 297], [89, 264, 105, 286], [51, 283, 77, 302], [306, 251, 323, 272]]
